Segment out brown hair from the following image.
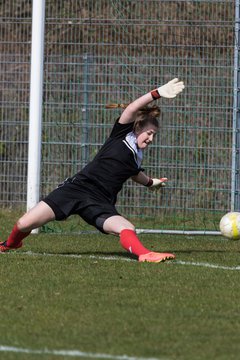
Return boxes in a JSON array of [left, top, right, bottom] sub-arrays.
[[133, 105, 161, 134], [105, 103, 161, 133]]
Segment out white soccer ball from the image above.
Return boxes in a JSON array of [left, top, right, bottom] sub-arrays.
[[219, 212, 240, 240]]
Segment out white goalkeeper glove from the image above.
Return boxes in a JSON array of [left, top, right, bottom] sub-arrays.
[[146, 177, 168, 191], [151, 78, 184, 100]]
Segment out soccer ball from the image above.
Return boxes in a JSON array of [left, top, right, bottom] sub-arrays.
[[219, 212, 240, 240]]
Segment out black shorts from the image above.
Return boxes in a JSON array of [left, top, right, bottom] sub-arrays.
[[42, 178, 120, 233]]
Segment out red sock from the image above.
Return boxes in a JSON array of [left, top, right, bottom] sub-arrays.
[[120, 229, 150, 256], [6, 224, 31, 247]]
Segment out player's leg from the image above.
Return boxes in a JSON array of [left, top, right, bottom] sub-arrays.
[[103, 215, 150, 254], [103, 215, 175, 263], [0, 201, 55, 252], [17, 201, 56, 232]]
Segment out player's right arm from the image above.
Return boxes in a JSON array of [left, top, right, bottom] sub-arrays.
[[118, 78, 184, 125]]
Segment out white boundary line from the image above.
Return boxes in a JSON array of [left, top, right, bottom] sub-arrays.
[[21, 251, 134, 262], [3, 250, 240, 271], [175, 260, 240, 271], [0, 345, 166, 360]]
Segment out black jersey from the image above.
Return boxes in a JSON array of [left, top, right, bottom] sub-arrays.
[[74, 119, 143, 201]]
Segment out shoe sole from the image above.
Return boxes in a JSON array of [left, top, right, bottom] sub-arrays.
[[140, 257, 175, 263], [139, 253, 176, 263]]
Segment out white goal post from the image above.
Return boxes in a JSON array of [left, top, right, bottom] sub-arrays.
[[27, 0, 45, 225]]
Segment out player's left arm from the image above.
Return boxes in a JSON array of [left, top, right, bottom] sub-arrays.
[[131, 171, 168, 190]]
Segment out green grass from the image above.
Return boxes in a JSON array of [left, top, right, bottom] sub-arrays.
[[1, 212, 240, 360]]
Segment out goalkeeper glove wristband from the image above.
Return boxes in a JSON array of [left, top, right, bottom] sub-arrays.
[[150, 89, 161, 100], [145, 177, 168, 190]]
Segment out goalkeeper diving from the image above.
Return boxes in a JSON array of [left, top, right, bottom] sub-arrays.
[[0, 78, 185, 262]]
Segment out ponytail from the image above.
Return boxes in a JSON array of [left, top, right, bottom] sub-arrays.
[[105, 103, 129, 109]]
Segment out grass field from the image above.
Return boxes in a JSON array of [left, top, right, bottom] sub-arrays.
[[0, 211, 240, 360]]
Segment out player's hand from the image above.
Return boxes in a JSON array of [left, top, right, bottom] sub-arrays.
[[157, 78, 184, 98], [148, 178, 168, 191]]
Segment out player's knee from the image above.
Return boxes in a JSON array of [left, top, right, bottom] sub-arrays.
[[122, 224, 135, 232], [102, 216, 135, 235], [114, 224, 135, 235], [17, 217, 33, 232]]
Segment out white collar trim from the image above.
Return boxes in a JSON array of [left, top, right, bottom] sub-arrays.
[[122, 131, 143, 167]]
